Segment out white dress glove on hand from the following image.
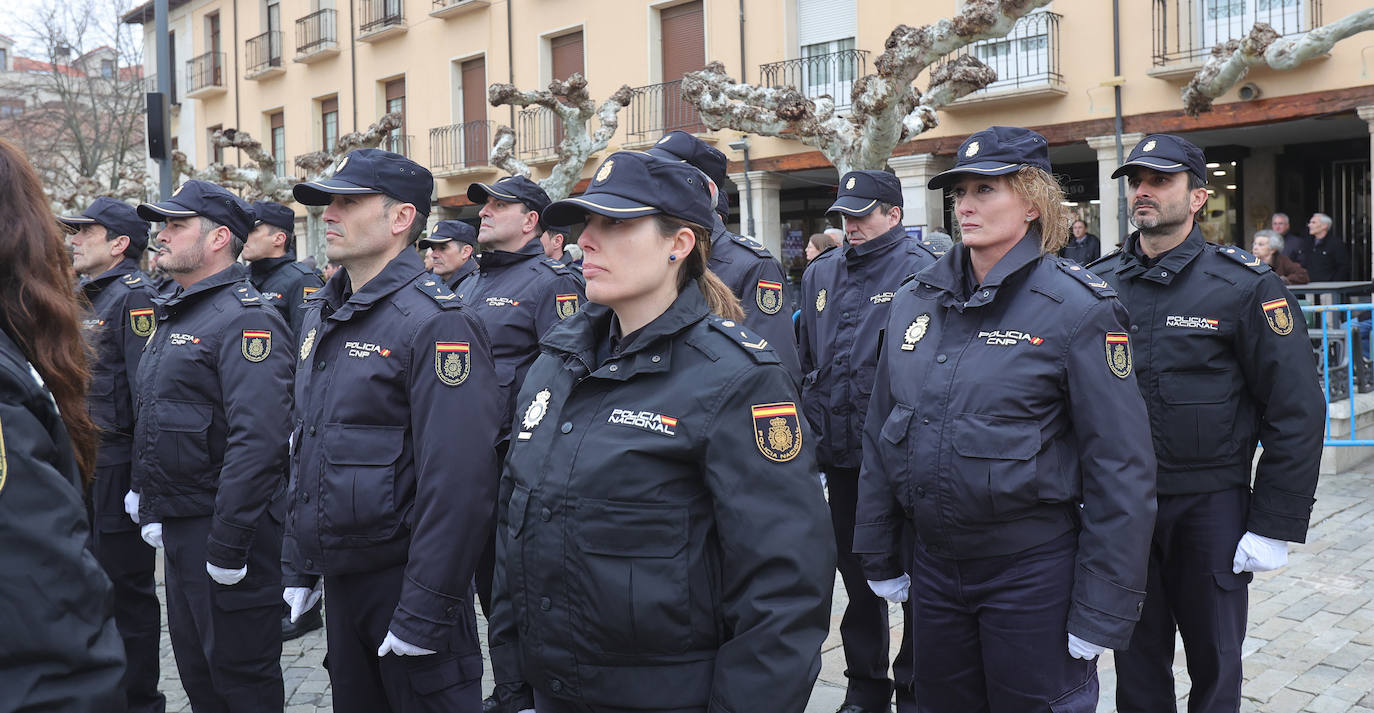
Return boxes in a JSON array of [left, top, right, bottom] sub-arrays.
[[140, 522, 163, 549], [206, 562, 248, 585], [123, 490, 141, 525], [866, 574, 911, 603], [283, 581, 324, 623], [377, 631, 436, 657], [1068, 633, 1106, 660], [1232, 532, 1289, 574]]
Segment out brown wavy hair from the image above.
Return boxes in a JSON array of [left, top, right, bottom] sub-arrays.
[[654, 215, 745, 321], [0, 139, 98, 480]]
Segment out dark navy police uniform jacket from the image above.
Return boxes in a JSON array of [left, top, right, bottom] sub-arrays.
[[249, 255, 324, 336], [708, 219, 802, 378], [285, 249, 502, 651], [855, 233, 1158, 649]]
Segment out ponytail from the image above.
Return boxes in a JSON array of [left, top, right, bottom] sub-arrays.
[[698, 270, 744, 321], [654, 215, 746, 321]]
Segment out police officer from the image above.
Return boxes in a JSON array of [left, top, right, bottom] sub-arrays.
[[537, 223, 584, 279], [489, 150, 835, 713], [418, 219, 479, 294], [799, 168, 941, 713], [647, 130, 801, 378], [243, 200, 324, 335], [134, 180, 293, 713], [854, 126, 1158, 711], [286, 149, 502, 713], [60, 197, 165, 713], [1093, 134, 1325, 713]]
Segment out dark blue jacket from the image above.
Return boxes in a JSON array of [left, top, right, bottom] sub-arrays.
[[709, 219, 802, 379], [79, 259, 158, 533], [798, 224, 942, 468], [133, 263, 294, 571], [854, 233, 1158, 650], [249, 255, 324, 336], [285, 248, 502, 651], [489, 287, 834, 711], [1092, 226, 1324, 542], [446, 256, 480, 300]]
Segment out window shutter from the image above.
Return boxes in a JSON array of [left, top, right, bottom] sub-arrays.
[[797, 0, 856, 47], [660, 1, 704, 82], [551, 31, 584, 81]]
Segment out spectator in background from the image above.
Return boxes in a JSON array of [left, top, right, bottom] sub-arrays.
[[1305, 213, 1348, 282], [1272, 212, 1309, 266], [1059, 218, 1101, 264], [1251, 229, 1309, 285], [805, 231, 839, 262]]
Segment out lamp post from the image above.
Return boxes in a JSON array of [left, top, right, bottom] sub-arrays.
[[729, 136, 756, 237]]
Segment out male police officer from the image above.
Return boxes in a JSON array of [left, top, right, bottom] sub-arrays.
[[1092, 135, 1325, 713], [537, 223, 583, 277], [799, 170, 942, 713], [418, 219, 479, 294], [134, 180, 293, 713], [243, 200, 325, 335], [61, 197, 165, 713], [648, 130, 801, 378], [287, 149, 502, 713]]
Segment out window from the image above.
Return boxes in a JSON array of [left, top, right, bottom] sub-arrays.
[[549, 31, 582, 146], [800, 37, 857, 94], [0, 99, 24, 118], [207, 12, 223, 83], [270, 111, 285, 176], [100, 59, 114, 78], [321, 96, 339, 151], [659, 1, 705, 133], [384, 78, 406, 154]]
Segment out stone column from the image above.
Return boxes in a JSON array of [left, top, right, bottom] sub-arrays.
[[727, 170, 785, 259], [1359, 106, 1374, 280], [888, 153, 954, 232], [1086, 132, 1145, 253]]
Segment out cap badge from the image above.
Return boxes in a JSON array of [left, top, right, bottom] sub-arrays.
[[845, 177, 856, 190], [172, 183, 186, 197], [335, 156, 350, 172], [596, 160, 614, 183], [657, 135, 672, 144], [1143, 140, 1157, 152], [966, 141, 980, 157]]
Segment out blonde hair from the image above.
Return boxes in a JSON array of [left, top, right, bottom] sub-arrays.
[[653, 215, 745, 321], [949, 167, 1071, 255]]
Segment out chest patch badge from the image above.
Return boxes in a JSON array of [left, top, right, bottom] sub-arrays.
[[242, 330, 272, 362], [901, 314, 930, 351], [1105, 332, 1132, 379], [1166, 315, 1219, 331], [756, 280, 783, 315], [752, 402, 803, 463], [299, 327, 318, 361], [434, 342, 471, 386], [129, 308, 155, 337], [815, 289, 827, 313], [556, 293, 580, 319], [607, 409, 678, 437], [519, 388, 552, 440], [1262, 298, 1294, 335]]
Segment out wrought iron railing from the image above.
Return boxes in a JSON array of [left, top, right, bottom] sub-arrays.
[[382, 133, 414, 157], [1152, 0, 1320, 65], [939, 11, 1062, 93], [430, 120, 493, 171], [246, 31, 282, 74], [185, 52, 224, 93], [359, 0, 405, 35], [516, 107, 562, 159], [759, 48, 869, 109], [296, 9, 337, 55], [625, 79, 705, 142]]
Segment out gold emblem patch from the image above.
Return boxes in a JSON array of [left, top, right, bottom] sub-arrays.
[[901, 314, 930, 351], [752, 402, 803, 463], [434, 342, 471, 386], [129, 308, 155, 337], [1143, 140, 1157, 152], [242, 330, 272, 362], [815, 289, 827, 313], [596, 159, 615, 183], [966, 141, 980, 157], [1262, 297, 1294, 335], [1106, 332, 1132, 379], [756, 280, 783, 315], [846, 177, 856, 190], [556, 293, 580, 319], [299, 327, 317, 361]]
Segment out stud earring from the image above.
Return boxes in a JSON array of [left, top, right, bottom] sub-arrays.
[[1025, 216, 1034, 222], [668, 255, 677, 262]]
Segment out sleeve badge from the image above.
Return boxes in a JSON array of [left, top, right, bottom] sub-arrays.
[[752, 402, 804, 462], [556, 293, 580, 319], [242, 330, 272, 362], [756, 280, 783, 315], [1262, 297, 1294, 335], [1105, 332, 1132, 379], [815, 289, 827, 313], [129, 308, 155, 337], [434, 342, 471, 386]]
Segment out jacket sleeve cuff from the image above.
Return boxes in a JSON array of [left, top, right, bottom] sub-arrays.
[[1068, 563, 1145, 651], [388, 574, 465, 651], [206, 515, 254, 569], [1247, 487, 1316, 543]]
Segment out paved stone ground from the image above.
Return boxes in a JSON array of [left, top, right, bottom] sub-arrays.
[[154, 468, 1374, 712]]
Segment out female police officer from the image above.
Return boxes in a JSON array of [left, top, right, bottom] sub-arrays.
[[853, 127, 1158, 712], [486, 151, 835, 713]]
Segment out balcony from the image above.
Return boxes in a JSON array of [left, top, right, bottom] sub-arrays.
[[358, 0, 406, 42], [184, 52, 226, 99], [381, 133, 414, 158], [759, 48, 869, 111], [430, 0, 488, 19], [144, 73, 179, 106], [624, 79, 705, 145], [516, 107, 569, 162], [295, 9, 339, 63], [1152, 0, 1320, 73], [938, 11, 1065, 106], [430, 120, 494, 176], [245, 31, 284, 80]]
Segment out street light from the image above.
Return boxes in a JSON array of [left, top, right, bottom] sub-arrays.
[[728, 136, 756, 237]]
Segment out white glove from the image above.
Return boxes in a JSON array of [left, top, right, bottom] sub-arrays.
[[377, 630, 436, 657], [1068, 633, 1106, 660], [866, 574, 911, 603], [207, 562, 248, 585], [1232, 532, 1289, 574], [123, 490, 141, 524], [140, 522, 163, 549], [283, 581, 324, 623]]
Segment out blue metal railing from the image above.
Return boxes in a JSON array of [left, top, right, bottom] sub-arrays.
[[1304, 303, 1374, 446]]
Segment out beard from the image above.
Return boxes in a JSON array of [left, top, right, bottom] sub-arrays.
[[1130, 197, 1194, 236], [160, 234, 208, 274]]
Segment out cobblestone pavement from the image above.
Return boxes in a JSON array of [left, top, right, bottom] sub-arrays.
[[154, 469, 1374, 712]]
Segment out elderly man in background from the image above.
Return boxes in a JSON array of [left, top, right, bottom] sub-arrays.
[[1252, 230, 1309, 285]]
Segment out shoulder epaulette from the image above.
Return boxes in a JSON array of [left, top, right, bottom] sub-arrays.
[[899, 272, 920, 287], [1086, 249, 1121, 272], [1211, 244, 1272, 274], [414, 277, 461, 307], [121, 273, 145, 287], [1053, 258, 1117, 299], [539, 257, 574, 275], [912, 239, 946, 259], [730, 233, 774, 259], [705, 317, 781, 365], [233, 283, 263, 305]]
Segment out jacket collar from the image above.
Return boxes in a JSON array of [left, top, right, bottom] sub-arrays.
[[249, 254, 295, 278], [918, 229, 1042, 309], [1115, 224, 1204, 285], [160, 262, 247, 310], [479, 236, 544, 269], [844, 223, 907, 262], [445, 258, 479, 290], [318, 248, 427, 321], [81, 257, 141, 295], [541, 287, 710, 381]]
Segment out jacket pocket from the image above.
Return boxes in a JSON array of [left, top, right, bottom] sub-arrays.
[[573, 499, 691, 655], [506, 483, 530, 540], [952, 413, 1041, 517], [1156, 370, 1237, 463], [155, 399, 214, 483], [321, 424, 405, 539]]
